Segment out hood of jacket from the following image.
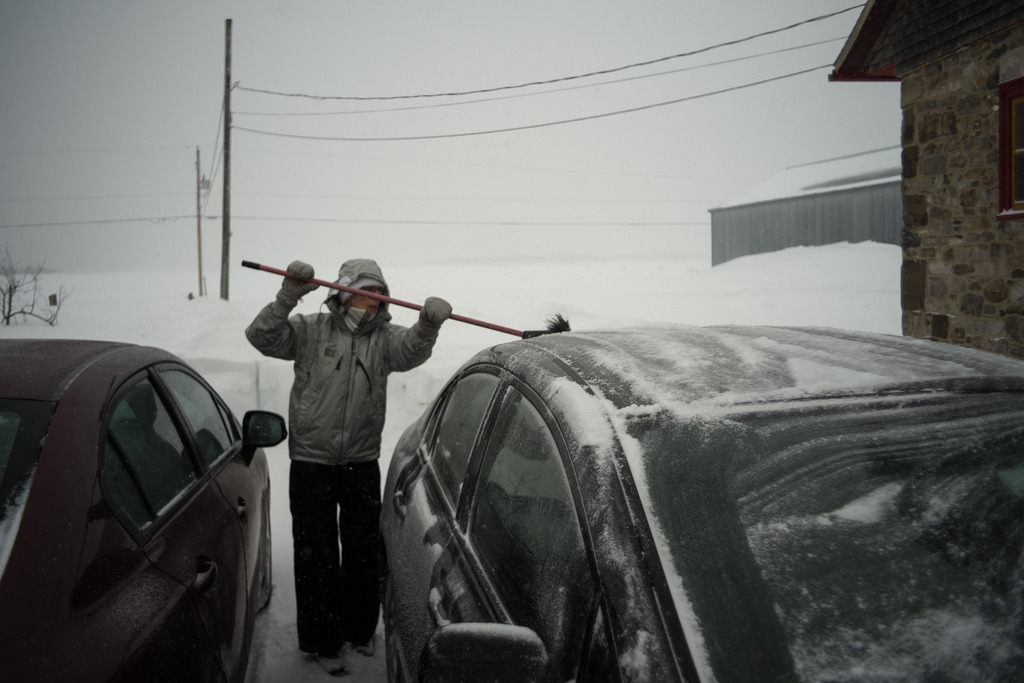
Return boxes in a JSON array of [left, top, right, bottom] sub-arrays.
[[326, 257, 391, 321]]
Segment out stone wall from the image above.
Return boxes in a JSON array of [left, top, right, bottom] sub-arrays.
[[900, 22, 1024, 357]]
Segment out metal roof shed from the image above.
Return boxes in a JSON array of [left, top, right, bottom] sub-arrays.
[[708, 146, 902, 266]]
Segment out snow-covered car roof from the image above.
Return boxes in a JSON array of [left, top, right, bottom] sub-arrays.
[[490, 324, 1024, 411]]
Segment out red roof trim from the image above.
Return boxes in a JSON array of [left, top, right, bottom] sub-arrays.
[[829, 62, 899, 82], [831, 0, 902, 81]]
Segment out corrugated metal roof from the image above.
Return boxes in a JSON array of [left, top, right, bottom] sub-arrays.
[[714, 146, 902, 210]]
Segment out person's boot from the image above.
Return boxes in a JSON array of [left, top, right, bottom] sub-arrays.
[[314, 650, 350, 677]]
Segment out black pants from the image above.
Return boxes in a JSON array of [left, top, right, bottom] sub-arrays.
[[289, 459, 382, 656]]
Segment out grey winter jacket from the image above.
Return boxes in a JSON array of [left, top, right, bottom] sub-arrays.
[[245, 258, 440, 465]]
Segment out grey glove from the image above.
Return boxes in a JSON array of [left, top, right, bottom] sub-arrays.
[[419, 296, 452, 329], [276, 260, 318, 309]]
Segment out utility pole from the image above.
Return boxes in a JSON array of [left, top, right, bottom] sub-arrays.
[[195, 147, 204, 297], [220, 18, 232, 301]]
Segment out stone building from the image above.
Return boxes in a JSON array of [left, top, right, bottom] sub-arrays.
[[833, 0, 1024, 357]]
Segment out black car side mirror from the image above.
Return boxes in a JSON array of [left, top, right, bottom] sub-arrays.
[[241, 410, 287, 465], [419, 623, 548, 683]]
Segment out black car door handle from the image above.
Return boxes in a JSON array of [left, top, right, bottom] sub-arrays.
[[392, 490, 407, 520], [428, 586, 451, 627], [194, 556, 219, 595]]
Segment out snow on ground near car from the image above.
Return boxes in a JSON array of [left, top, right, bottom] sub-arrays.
[[0, 239, 901, 682]]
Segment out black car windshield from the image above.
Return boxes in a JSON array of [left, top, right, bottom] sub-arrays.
[[0, 399, 54, 577], [633, 391, 1024, 682]]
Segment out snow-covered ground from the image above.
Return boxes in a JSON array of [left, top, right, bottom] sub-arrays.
[[0, 236, 902, 681]]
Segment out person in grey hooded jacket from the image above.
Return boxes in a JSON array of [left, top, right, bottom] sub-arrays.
[[246, 257, 451, 676]]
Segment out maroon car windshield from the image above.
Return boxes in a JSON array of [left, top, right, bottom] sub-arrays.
[[0, 399, 54, 575]]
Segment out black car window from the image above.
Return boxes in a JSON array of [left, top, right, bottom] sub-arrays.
[[578, 604, 620, 683], [468, 386, 592, 682], [103, 378, 199, 529], [430, 372, 499, 509], [159, 368, 236, 466]]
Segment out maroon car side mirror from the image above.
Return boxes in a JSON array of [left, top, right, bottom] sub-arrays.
[[241, 411, 287, 465]]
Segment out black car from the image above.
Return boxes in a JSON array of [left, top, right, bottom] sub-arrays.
[[0, 339, 286, 682], [381, 325, 1024, 682]]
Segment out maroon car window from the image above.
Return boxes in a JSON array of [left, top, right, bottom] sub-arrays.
[[430, 372, 499, 509], [0, 410, 25, 514], [467, 387, 593, 682], [102, 435, 154, 528], [103, 378, 199, 526], [159, 368, 236, 467], [0, 411, 17, 466], [0, 400, 53, 558]]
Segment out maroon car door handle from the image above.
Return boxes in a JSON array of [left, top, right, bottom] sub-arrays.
[[236, 496, 248, 519], [392, 456, 425, 521], [194, 556, 219, 594]]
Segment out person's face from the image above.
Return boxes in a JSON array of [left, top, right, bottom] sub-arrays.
[[349, 286, 384, 314]]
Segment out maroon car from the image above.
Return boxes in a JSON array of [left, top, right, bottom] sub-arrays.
[[0, 339, 285, 682]]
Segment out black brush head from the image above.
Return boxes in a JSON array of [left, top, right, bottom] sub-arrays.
[[546, 313, 571, 333], [522, 313, 571, 339]]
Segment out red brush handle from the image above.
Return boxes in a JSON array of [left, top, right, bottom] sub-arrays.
[[241, 260, 525, 338]]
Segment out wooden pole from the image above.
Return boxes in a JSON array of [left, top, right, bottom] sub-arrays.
[[195, 147, 204, 297], [220, 18, 232, 300]]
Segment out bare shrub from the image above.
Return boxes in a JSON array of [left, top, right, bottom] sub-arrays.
[[1, 246, 69, 326]]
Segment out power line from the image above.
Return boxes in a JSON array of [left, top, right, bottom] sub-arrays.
[[235, 65, 831, 142], [235, 4, 862, 101], [0, 216, 195, 229], [1, 215, 709, 230], [0, 193, 191, 202], [233, 147, 754, 180], [0, 145, 195, 156], [234, 38, 846, 118], [787, 144, 901, 169], [218, 216, 710, 227], [227, 193, 715, 204]]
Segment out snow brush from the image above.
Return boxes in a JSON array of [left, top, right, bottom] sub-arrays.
[[241, 260, 570, 339]]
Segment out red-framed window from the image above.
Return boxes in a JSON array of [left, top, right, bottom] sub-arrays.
[[999, 75, 1024, 217]]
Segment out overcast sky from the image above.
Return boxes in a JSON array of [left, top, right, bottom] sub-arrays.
[[0, 0, 900, 276]]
